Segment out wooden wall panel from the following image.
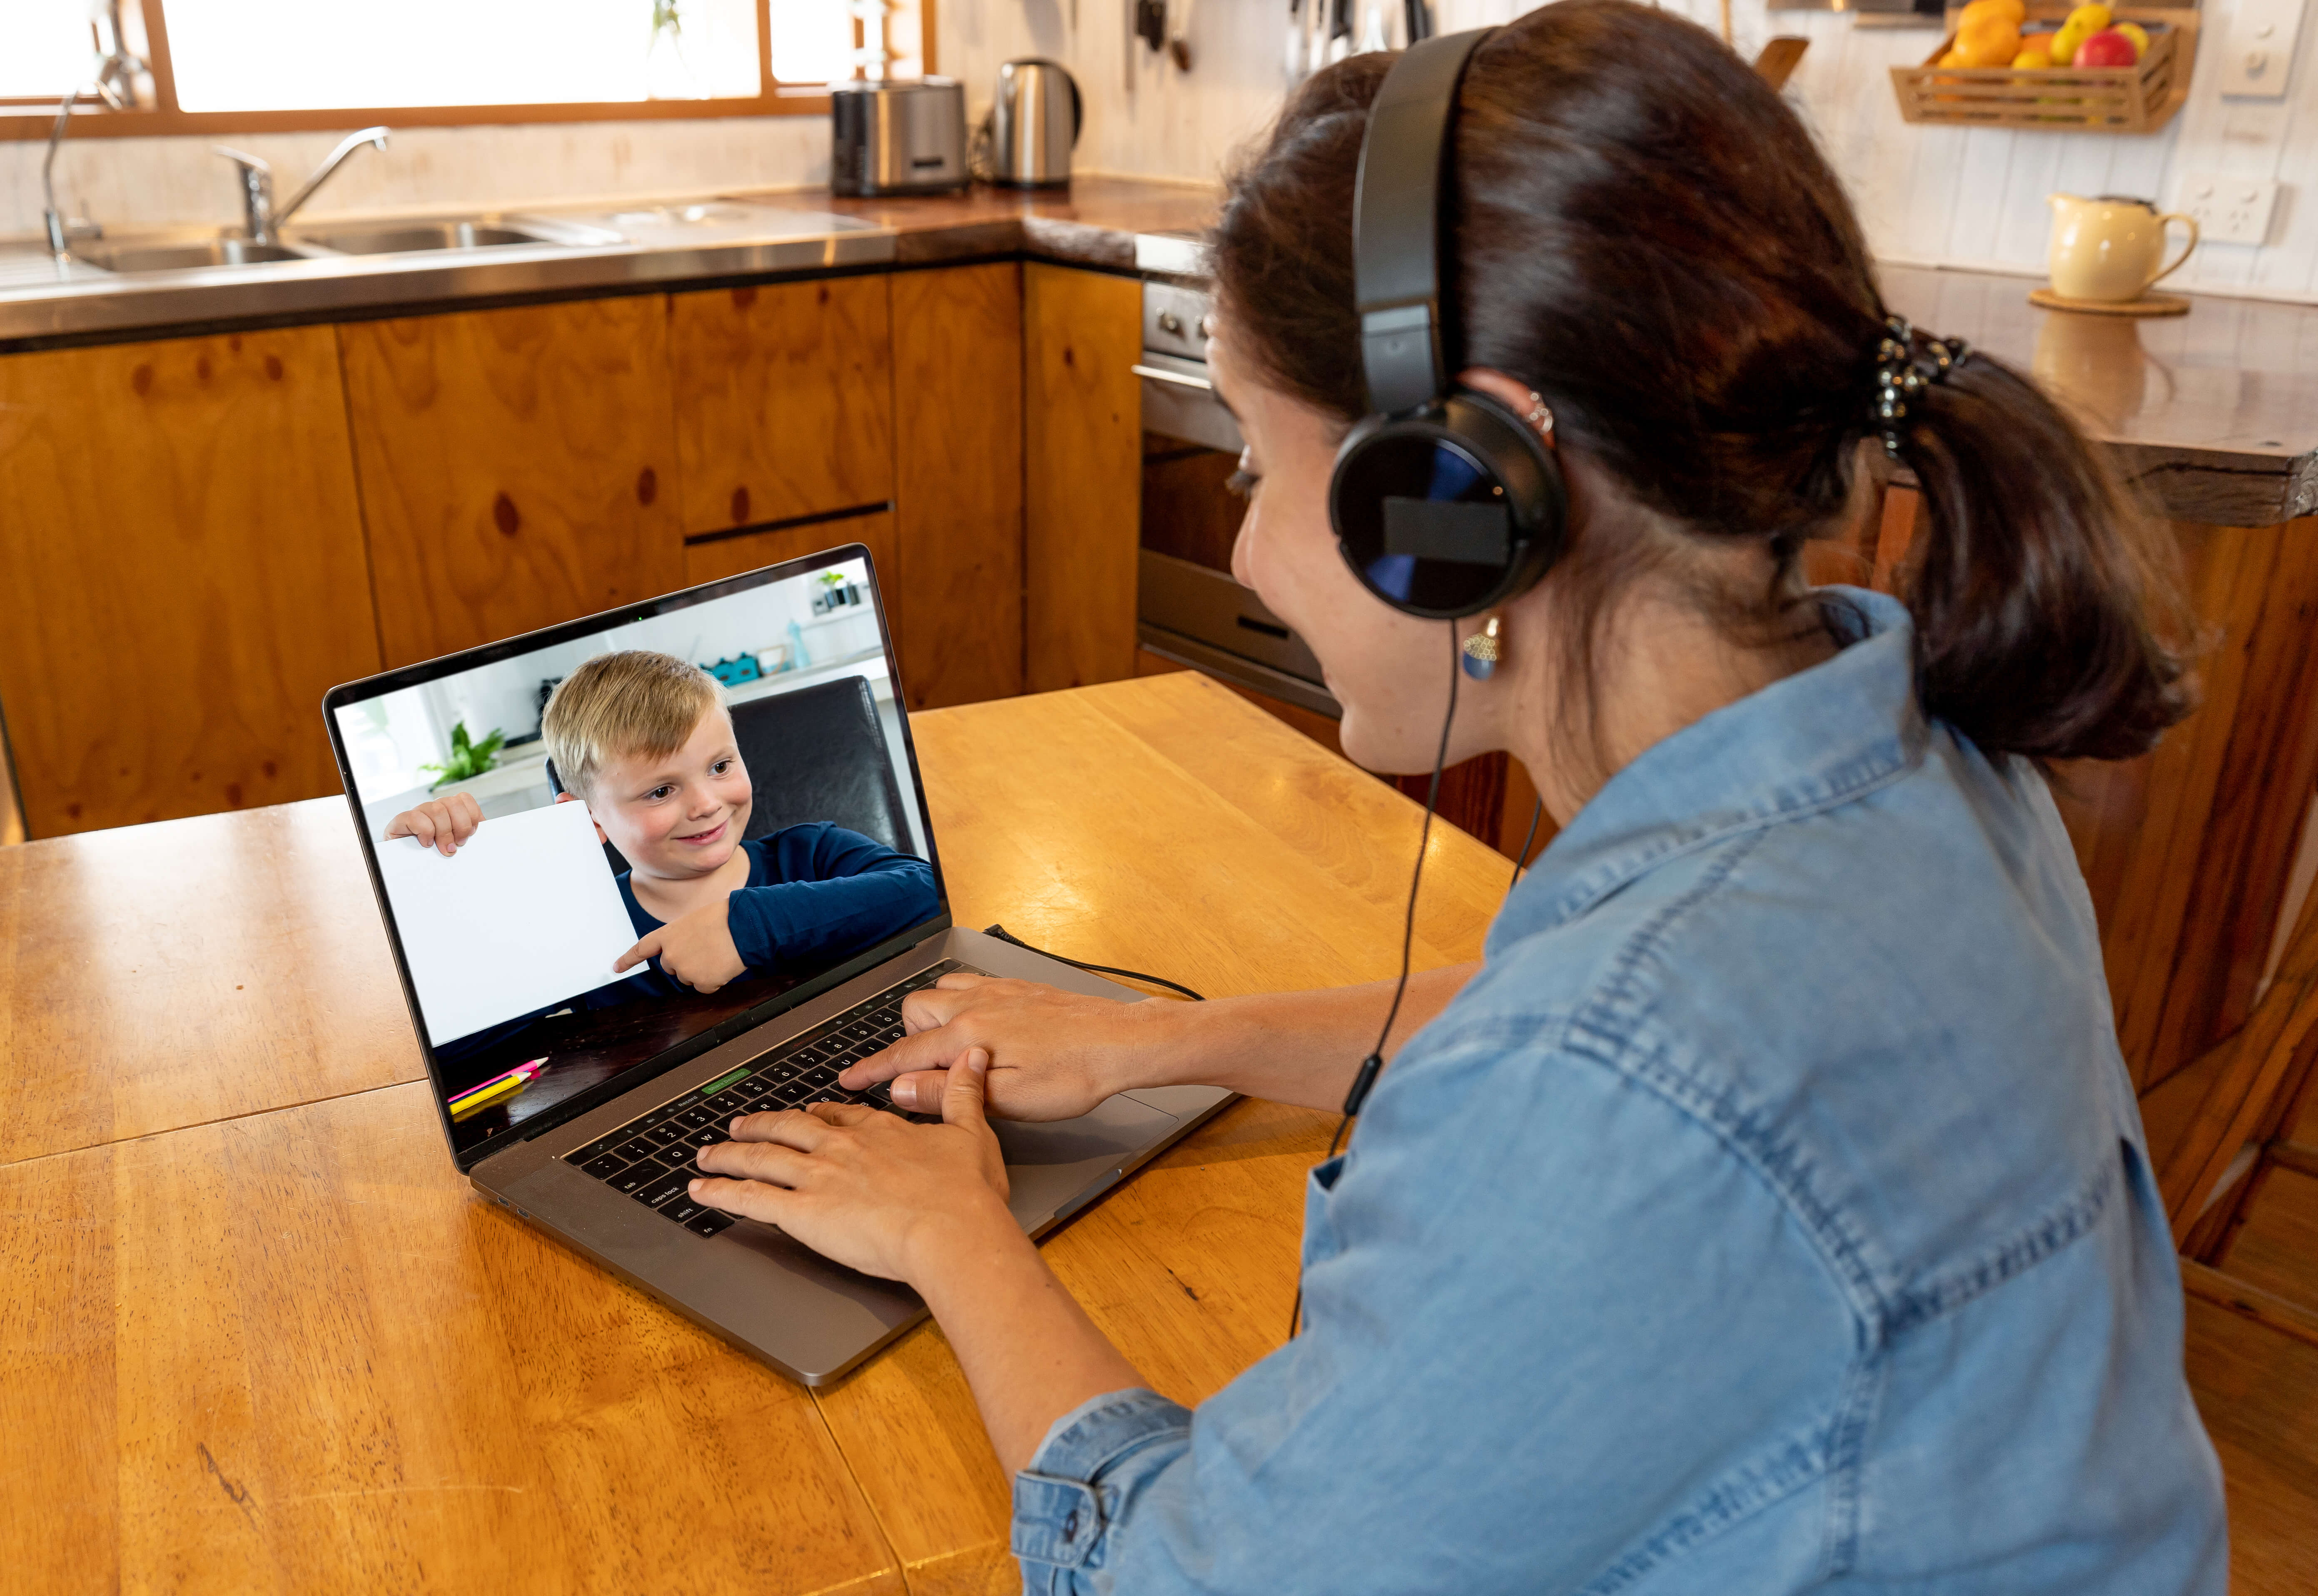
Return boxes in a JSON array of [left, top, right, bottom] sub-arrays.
[[342, 298, 684, 666], [670, 278, 895, 538], [891, 264, 1026, 711], [1024, 263, 1142, 692], [0, 328, 381, 836]]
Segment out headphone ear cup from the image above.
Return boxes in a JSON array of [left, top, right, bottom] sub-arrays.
[[1328, 390, 1567, 620]]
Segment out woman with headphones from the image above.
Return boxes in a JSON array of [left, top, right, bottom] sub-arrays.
[[693, 5, 2228, 1589]]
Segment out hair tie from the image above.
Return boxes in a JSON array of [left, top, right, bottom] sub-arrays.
[[1872, 315, 1972, 458]]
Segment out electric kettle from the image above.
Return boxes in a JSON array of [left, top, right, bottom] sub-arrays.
[[992, 59, 1081, 188]]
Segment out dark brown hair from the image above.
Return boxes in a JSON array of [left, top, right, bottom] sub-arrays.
[[1211, 0, 2190, 762]]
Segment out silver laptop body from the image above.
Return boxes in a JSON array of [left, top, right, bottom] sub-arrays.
[[324, 545, 1229, 1385]]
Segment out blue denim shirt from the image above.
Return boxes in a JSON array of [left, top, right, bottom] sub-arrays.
[[1012, 591, 2226, 1594]]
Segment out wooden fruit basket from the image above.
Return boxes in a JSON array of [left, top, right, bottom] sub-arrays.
[[1891, 5, 2197, 132]]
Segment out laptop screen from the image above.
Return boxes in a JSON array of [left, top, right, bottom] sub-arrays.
[[323, 545, 947, 1167]]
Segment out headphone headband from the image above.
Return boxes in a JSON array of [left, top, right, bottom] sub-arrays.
[[1352, 29, 1494, 416]]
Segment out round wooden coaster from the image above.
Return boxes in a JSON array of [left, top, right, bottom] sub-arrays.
[[2028, 287, 2190, 318]]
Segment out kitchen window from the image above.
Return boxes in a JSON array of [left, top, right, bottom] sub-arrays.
[[0, 0, 932, 137]]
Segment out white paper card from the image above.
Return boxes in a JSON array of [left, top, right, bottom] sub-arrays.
[[376, 800, 645, 1046]]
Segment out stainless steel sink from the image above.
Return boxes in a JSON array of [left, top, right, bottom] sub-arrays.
[[299, 220, 549, 254], [293, 215, 625, 255], [77, 238, 312, 272]]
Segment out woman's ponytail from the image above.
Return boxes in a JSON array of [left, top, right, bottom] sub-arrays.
[[1897, 354, 2194, 762]]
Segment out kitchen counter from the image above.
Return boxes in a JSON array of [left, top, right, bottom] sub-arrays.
[[0, 176, 2306, 525], [0, 177, 1220, 352], [1881, 264, 2318, 527]]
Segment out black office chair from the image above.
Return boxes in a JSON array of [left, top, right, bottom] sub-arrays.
[[544, 674, 912, 876], [729, 676, 913, 857]]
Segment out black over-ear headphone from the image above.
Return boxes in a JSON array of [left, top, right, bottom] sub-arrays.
[[1327, 29, 1568, 621]]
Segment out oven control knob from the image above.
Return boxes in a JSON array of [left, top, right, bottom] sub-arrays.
[[1158, 310, 1184, 335]]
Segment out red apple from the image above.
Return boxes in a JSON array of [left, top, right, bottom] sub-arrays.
[[2075, 28, 2138, 66]]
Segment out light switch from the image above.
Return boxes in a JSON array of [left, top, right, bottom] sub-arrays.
[[2219, 0, 2305, 98], [2178, 171, 2283, 246]]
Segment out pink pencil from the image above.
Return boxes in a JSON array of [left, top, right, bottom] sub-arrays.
[[448, 1058, 545, 1108]]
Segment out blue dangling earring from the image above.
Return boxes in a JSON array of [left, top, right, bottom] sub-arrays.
[[1461, 615, 1504, 681]]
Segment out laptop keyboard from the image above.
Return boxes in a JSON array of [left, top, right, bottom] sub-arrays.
[[560, 960, 981, 1236]]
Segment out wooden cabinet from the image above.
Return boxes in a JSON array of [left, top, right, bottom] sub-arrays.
[[682, 512, 899, 592], [892, 262, 1025, 710], [340, 297, 685, 667], [0, 328, 381, 836], [1024, 263, 1142, 692], [669, 278, 895, 537]]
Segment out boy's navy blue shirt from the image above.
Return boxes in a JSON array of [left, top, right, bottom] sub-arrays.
[[616, 821, 937, 996]]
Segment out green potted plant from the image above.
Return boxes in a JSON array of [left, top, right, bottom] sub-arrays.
[[422, 722, 506, 790]]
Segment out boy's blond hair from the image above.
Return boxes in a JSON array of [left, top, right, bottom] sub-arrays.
[[541, 650, 723, 801]]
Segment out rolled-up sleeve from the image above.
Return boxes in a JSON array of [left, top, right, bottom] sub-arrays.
[[1013, 1389, 1194, 1589]]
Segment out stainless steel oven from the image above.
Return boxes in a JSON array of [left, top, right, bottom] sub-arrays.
[[1131, 240, 1337, 718]]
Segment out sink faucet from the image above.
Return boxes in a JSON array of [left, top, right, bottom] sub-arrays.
[[214, 127, 391, 246], [42, 17, 151, 264]]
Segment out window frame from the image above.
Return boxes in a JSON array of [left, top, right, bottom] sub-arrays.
[[0, 0, 934, 140]]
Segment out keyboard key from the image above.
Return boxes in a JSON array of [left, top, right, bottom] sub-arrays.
[[636, 1170, 693, 1208], [580, 1152, 629, 1180], [674, 1104, 717, 1129], [613, 1135, 660, 1163], [643, 1122, 688, 1148], [771, 1081, 811, 1106], [679, 1125, 726, 1148], [609, 1159, 665, 1196], [572, 1132, 626, 1163], [801, 1064, 839, 1088], [659, 1196, 709, 1226], [703, 1086, 753, 1115], [684, 1208, 735, 1237]]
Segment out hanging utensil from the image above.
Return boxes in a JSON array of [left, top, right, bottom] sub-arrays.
[[1168, 0, 1197, 69], [1754, 35, 1809, 91]]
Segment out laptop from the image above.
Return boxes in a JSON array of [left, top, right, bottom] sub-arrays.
[[322, 543, 1231, 1384]]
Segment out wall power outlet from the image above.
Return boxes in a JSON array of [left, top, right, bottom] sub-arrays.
[[2178, 172, 2283, 246]]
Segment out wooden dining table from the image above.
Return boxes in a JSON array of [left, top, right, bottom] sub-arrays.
[[0, 670, 1516, 1595]]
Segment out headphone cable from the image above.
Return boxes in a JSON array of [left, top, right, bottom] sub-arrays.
[[1291, 621, 1462, 1338]]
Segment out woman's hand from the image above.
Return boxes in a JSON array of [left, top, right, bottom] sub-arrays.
[[384, 792, 484, 856], [837, 973, 1182, 1120], [691, 1050, 1014, 1284]]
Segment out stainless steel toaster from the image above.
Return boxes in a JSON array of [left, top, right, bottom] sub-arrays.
[[830, 78, 968, 197]]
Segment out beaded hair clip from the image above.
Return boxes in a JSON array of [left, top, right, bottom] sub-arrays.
[[1872, 315, 1972, 458]]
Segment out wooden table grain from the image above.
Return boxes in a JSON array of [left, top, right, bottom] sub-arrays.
[[0, 672, 1512, 1594]]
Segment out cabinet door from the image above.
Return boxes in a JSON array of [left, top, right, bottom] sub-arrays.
[[0, 328, 381, 836], [342, 297, 683, 666], [670, 278, 895, 538], [892, 263, 1024, 710], [1024, 263, 1142, 692]]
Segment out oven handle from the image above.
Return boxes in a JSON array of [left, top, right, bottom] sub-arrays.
[[1132, 362, 1214, 392]]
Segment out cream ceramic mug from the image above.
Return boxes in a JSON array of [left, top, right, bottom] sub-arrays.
[[2048, 194, 2199, 303]]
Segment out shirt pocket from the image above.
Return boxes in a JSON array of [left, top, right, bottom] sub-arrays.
[[1301, 1153, 1348, 1273]]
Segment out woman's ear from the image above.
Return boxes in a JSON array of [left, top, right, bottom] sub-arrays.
[[553, 789, 610, 844], [1458, 367, 1556, 448]]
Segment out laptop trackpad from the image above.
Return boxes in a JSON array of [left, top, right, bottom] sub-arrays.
[[997, 1094, 1178, 1229]]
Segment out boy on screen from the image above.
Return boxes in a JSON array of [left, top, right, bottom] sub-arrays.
[[385, 650, 935, 998]]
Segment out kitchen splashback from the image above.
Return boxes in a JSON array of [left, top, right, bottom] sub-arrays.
[[5, 0, 2311, 302]]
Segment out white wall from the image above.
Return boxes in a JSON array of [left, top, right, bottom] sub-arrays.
[[5, 0, 2311, 302]]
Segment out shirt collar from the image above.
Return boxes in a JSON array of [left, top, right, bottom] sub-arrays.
[[1490, 587, 1927, 950]]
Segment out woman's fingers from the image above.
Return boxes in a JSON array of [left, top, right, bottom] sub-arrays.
[[688, 1174, 797, 1224], [888, 1068, 951, 1112], [695, 1137, 814, 1190], [840, 1026, 966, 1090], [727, 1106, 837, 1150]]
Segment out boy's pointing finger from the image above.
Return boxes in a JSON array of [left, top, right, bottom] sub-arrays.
[[614, 932, 661, 974]]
